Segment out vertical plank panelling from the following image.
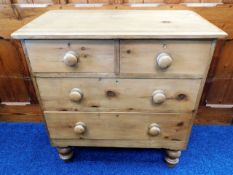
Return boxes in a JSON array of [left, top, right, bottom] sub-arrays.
[[206, 40, 233, 104], [13, 40, 39, 103], [65, 0, 88, 4], [32, 0, 60, 4], [12, 0, 60, 3], [195, 106, 233, 124], [0, 4, 39, 103], [163, 0, 182, 3], [0, 5, 22, 39], [223, 78, 233, 103], [12, 0, 33, 4], [0, 40, 30, 102], [214, 40, 233, 79], [181, 0, 200, 2], [0, 104, 43, 122], [0, 0, 11, 4], [199, 39, 225, 105], [223, 0, 233, 3], [123, 0, 143, 4], [87, 0, 110, 3], [143, 0, 164, 3], [201, 0, 222, 2]]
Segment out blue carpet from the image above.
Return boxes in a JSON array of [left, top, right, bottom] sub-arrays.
[[0, 123, 232, 175]]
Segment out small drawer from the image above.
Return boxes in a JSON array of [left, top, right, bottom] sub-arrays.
[[45, 112, 192, 142], [37, 78, 201, 113], [25, 40, 115, 73], [120, 40, 213, 78]]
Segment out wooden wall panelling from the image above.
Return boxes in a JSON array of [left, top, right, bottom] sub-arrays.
[[0, 104, 43, 122], [200, 0, 222, 2], [143, 0, 184, 3], [11, 0, 60, 4], [68, 1, 88, 4], [195, 106, 233, 124], [32, 0, 60, 4], [61, 3, 116, 9], [64, 0, 113, 4], [14, 40, 39, 103], [163, 0, 182, 4], [180, 0, 200, 2], [0, 3, 40, 103], [213, 40, 233, 79], [0, 5, 22, 39], [87, 0, 111, 4], [62, 0, 113, 4], [206, 40, 233, 104], [12, 0, 33, 4], [224, 78, 233, 104], [223, 0, 233, 3], [199, 39, 226, 105], [123, 0, 143, 4], [0, 39, 30, 102], [0, 0, 11, 4]]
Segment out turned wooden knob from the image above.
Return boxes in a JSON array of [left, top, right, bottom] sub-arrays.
[[156, 53, 173, 69], [69, 88, 83, 102], [152, 90, 166, 104], [63, 51, 79, 66], [148, 123, 160, 136], [74, 122, 86, 134]]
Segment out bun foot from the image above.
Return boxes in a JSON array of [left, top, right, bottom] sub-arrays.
[[164, 149, 181, 167], [57, 146, 74, 161]]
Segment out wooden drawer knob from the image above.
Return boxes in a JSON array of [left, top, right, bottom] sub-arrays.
[[156, 53, 173, 69], [148, 123, 160, 136], [74, 122, 86, 134], [63, 51, 79, 66], [69, 88, 83, 102], [152, 90, 166, 104]]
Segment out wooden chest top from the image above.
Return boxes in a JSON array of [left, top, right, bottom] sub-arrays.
[[11, 10, 227, 39]]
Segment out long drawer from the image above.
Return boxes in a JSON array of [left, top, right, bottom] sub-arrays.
[[120, 40, 213, 78], [45, 112, 192, 142], [37, 78, 201, 113], [25, 40, 115, 73]]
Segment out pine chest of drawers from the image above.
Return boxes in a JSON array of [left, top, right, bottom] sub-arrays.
[[12, 10, 227, 166]]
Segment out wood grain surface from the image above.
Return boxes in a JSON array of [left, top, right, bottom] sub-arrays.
[[120, 40, 213, 78], [11, 10, 227, 39], [25, 40, 116, 73], [36, 78, 201, 113], [0, 40, 30, 102], [45, 111, 192, 149]]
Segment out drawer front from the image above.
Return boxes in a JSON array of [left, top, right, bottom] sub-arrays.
[[45, 112, 192, 141], [37, 78, 201, 112], [120, 40, 212, 78], [25, 40, 115, 73]]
